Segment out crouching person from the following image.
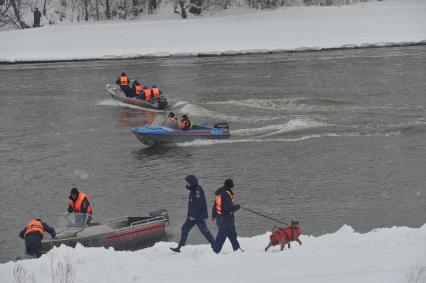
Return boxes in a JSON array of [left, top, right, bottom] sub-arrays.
[[19, 219, 56, 258]]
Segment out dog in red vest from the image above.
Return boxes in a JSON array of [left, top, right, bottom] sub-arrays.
[[265, 221, 302, 252]]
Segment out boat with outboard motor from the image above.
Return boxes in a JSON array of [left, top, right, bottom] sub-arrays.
[[106, 84, 168, 111], [131, 123, 230, 146], [41, 209, 169, 253]]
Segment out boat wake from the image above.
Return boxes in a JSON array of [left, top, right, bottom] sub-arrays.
[[232, 119, 327, 138], [175, 131, 402, 147], [207, 97, 351, 111], [172, 101, 282, 122]]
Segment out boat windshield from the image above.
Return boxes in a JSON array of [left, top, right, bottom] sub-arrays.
[[56, 213, 92, 229]]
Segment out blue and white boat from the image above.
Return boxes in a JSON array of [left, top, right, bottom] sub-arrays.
[[131, 123, 230, 146]]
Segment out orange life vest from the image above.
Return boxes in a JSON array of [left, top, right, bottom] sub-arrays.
[[120, 76, 129, 86], [135, 85, 142, 95], [152, 87, 160, 99], [69, 191, 93, 214], [24, 219, 44, 237], [215, 190, 234, 215], [144, 89, 152, 101], [179, 119, 192, 129]]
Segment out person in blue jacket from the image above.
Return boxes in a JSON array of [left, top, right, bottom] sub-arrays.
[[212, 179, 242, 253], [170, 175, 216, 253]]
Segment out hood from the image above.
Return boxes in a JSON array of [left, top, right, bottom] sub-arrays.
[[215, 186, 234, 196], [185, 175, 198, 187]]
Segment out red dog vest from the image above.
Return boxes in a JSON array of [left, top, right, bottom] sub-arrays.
[[270, 225, 301, 246]]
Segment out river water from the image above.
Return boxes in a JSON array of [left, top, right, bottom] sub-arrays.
[[1, 46, 425, 262]]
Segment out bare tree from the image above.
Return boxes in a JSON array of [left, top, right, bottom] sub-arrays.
[[9, 0, 30, 28], [105, 0, 110, 18]]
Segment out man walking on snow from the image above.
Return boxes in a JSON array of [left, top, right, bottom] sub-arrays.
[[171, 175, 217, 253]]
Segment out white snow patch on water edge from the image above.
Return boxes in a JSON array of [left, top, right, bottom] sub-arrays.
[[1, 224, 425, 283], [0, 0, 425, 62]]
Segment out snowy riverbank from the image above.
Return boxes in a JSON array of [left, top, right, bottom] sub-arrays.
[[0, 0, 425, 63], [1, 224, 425, 283]]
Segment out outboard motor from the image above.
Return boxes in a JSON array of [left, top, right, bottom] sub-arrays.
[[214, 122, 229, 129], [157, 96, 168, 110], [150, 209, 169, 222]]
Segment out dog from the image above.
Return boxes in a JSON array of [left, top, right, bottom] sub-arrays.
[[265, 221, 302, 252]]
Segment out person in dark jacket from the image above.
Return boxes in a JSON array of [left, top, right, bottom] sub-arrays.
[[212, 179, 241, 253], [19, 219, 56, 258], [33, 8, 41, 28], [170, 175, 216, 253]]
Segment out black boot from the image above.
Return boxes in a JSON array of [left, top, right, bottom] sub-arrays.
[[170, 246, 181, 253]]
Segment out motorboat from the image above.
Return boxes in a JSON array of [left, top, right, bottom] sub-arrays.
[[131, 123, 230, 146], [106, 84, 168, 111], [41, 209, 169, 253]]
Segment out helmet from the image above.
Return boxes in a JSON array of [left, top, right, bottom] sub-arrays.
[[182, 115, 188, 119], [143, 84, 148, 89], [168, 112, 175, 117], [121, 72, 126, 76], [134, 80, 139, 84], [152, 84, 157, 88]]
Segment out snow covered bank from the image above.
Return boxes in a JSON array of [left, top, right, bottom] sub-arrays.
[[1, 0, 425, 63], [1, 224, 425, 283]]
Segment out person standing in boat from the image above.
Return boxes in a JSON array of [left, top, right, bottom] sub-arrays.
[[212, 179, 242, 253], [116, 72, 131, 96], [179, 115, 192, 131], [170, 175, 217, 253], [68, 187, 93, 224], [19, 219, 56, 258]]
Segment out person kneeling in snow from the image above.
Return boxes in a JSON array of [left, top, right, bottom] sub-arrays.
[[170, 175, 217, 253], [19, 219, 56, 258]]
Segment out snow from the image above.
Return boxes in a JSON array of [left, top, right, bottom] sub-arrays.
[[1, 0, 425, 62], [1, 224, 425, 282]]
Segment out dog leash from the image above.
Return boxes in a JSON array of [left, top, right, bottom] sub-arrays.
[[240, 206, 288, 225]]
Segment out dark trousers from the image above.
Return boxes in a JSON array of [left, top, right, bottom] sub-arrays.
[[120, 85, 131, 97], [214, 216, 240, 253], [178, 218, 216, 249], [25, 233, 42, 258]]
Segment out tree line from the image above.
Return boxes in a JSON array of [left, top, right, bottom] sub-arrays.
[[0, 0, 378, 29]]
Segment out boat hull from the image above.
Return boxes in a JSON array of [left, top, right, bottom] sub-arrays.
[[131, 125, 231, 146], [41, 213, 169, 253], [106, 84, 168, 111]]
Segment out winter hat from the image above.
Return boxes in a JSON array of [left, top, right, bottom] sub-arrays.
[[224, 179, 234, 189], [70, 187, 79, 196]]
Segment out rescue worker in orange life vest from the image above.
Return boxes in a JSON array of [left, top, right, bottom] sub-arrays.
[[68, 187, 93, 224], [116, 72, 131, 97], [131, 80, 142, 98], [151, 84, 162, 99], [179, 115, 192, 130], [141, 85, 152, 101], [212, 179, 241, 253], [19, 219, 56, 258]]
